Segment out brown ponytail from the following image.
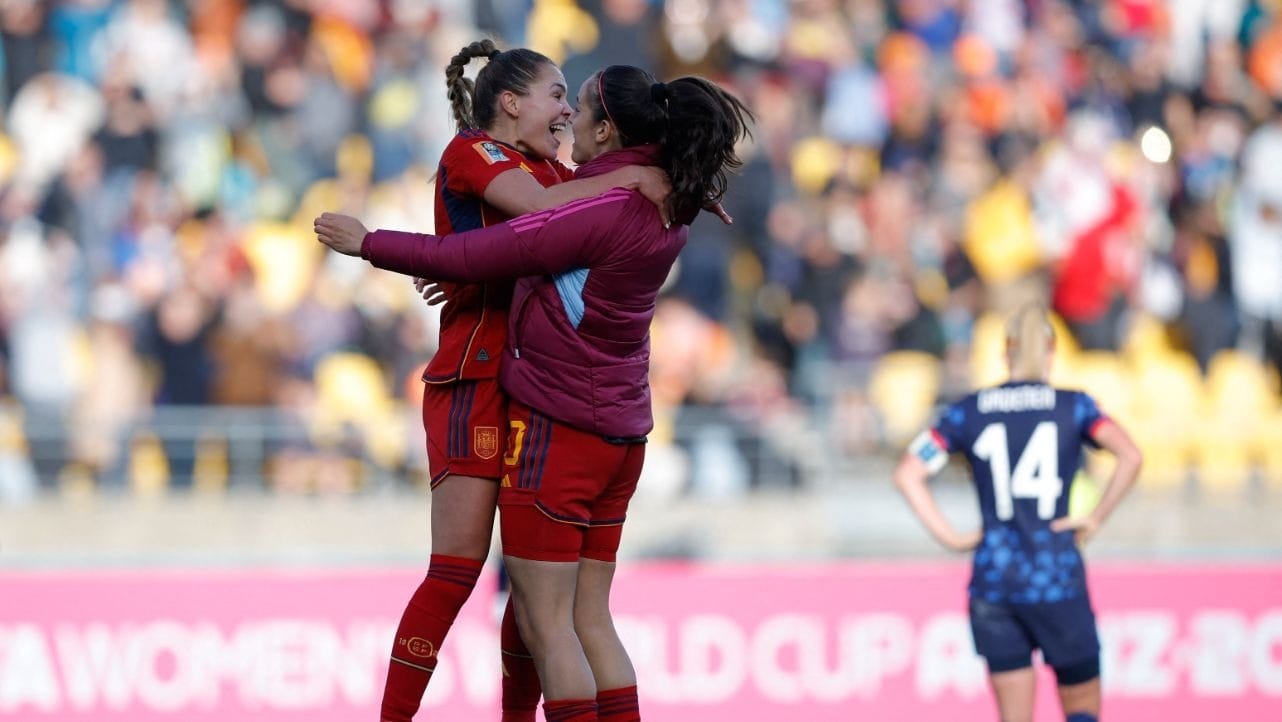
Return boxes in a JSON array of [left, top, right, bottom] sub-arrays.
[[589, 66, 753, 221], [444, 39, 554, 133]]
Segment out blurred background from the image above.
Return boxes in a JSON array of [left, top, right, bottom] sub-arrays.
[[1, 1, 1280, 720]]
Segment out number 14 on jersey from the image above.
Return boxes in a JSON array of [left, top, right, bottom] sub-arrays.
[[973, 421, 1064, 521]]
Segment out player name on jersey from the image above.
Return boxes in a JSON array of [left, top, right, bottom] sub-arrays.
[[977, 385, 1056, 414]]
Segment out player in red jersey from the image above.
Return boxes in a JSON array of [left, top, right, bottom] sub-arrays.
[[318, 64, 752, 722], [380, 40, 670, 722]]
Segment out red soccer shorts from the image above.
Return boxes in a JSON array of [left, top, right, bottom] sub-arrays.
[[498, 400, 645, 563], [422, 379, 508, 485]]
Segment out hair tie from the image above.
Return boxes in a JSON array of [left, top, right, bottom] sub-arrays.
[[597, 71, 618, 129]]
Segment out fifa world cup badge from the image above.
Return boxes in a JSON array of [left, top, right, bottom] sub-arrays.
[[475, 141, 509, 164]]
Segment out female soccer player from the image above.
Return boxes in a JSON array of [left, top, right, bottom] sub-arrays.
[[381, 41, 670, 722], [893, 304, 1142, 722], [316, 65, 751, 722]]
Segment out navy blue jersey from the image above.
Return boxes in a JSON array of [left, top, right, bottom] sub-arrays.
[[925, 382, 1107, 604]]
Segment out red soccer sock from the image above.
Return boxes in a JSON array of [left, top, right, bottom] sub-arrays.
[[500, 595, 542, 721], [543, 698, 598, 722], [596, 685, 640, 721], [380, 555, 483, 722]]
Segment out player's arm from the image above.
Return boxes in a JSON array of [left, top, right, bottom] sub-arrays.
[[893, 430, 982, 553], [483, 166, 672, 224], [1051, 419, 1142, 545], [317, 192, 628, 281]]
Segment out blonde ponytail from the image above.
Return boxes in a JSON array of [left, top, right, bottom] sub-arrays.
[[1005, 304, 1055, 381]]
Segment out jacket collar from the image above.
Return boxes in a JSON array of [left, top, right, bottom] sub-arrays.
[[574, 144, 662, 179]]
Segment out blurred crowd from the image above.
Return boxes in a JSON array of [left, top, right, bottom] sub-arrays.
[[0, 0, 1280, 495]]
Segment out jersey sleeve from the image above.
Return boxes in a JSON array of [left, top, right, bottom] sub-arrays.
[[1073, 391, 1109, 448], [909, 401, 967, 474], [553, 160, 576, 183], [933, 401, 968, 452], [442, 136, 529, 198]]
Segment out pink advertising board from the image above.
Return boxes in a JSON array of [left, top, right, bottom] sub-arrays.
[[1, 562, 1280, 721]]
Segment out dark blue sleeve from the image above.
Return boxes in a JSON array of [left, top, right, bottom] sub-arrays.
[[1073, 392, 1108, 448], [931, 401, 969, 453]]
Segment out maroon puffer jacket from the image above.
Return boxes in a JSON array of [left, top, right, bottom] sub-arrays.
[[361, 145, 687, 437]]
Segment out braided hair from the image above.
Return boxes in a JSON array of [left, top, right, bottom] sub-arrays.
[[444, 39, 555, 132]]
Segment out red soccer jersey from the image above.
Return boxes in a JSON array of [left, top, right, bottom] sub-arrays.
[[425, 130, 574, 383]]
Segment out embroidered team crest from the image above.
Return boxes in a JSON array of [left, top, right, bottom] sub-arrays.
[[405, 637, 436, 658], [474, 141, 509, 164], [475, 426, 500, 459]]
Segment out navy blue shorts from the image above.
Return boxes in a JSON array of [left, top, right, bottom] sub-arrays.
[[969, 594, 1100, 682]]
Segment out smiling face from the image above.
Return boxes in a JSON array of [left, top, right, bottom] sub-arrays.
[[570, 75, 619, 165], [508, 62, 572, 160]]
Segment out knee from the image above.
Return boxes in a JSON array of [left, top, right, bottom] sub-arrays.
[[431, 533, 491, 560], [509, 604, 557, 659], [573, 602, 613, 641], [513, 597, 574, 652], [511, 604, 542, 651]]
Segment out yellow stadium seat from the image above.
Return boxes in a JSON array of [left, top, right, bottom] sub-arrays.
[[0, 132, 16, 186], [1205, 350, 1279, 417], [1195, 426, 1254, 494], [1199, 351, 1282, 493], [242, 221, 324, 314], [526, 0, 599, 65], [1056, 351, 1137, 428], [790, 136, 843, 196], [969, 312, 1009, 389], [1132, 353, 1203, 416], [0, 404, 29, 457], [128, 431, 170, 496], [1129, 426, 1190, 491], [315, 352, 393, 422], [1067, 469, 1102, 519], [192, 435, 229, 494], [58, 462, 96, 498], [962, 180, 1044, 285], [869, 351, 942, 445], [313, 352, 407, 470], [1129, 353, 1203, 490], [362, 411, 408, 471], [1261, 410, 1282, 491], [1122, 313, 1180, 365], [1112, 319, 1199, 489]]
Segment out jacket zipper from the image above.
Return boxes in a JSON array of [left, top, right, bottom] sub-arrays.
[[510, 287, 534, 359]]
